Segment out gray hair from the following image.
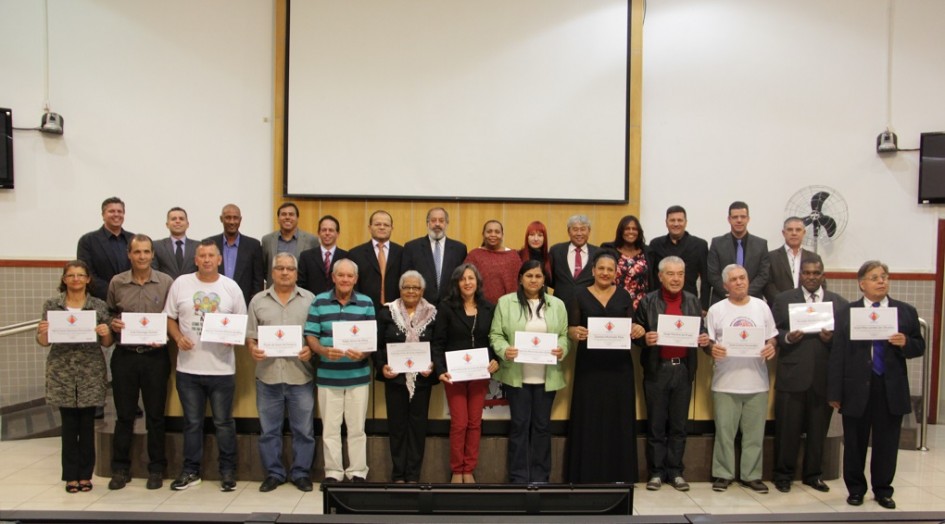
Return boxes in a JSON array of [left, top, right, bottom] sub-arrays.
[[332, 258, 358, 276], [658, 255, 685, 273], [426, 207, 449, 223], [567, 214, 591, 230], [721, 263, 745, 283], [399, 270, 426, 290], [272, 252, 297, 269]]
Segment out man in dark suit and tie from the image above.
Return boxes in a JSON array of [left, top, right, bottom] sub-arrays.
[[401, 207, 467, 305], [77, 196, 134, 300], [548, 214, 599, 308], [298, 215, 348, 295], [828, 260, 925, 510], [152, 207, 199, 279], [260, 202, 318, 286], [348, 210, 403, 311], [206, 203, 264, 306], [763, 216, 816, 304], [707, 201, 770, 305], [771, 255, 847, 493]]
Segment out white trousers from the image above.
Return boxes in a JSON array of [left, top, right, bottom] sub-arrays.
[[317, 385, 369, 480]]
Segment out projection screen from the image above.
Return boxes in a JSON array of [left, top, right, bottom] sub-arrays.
[[285, 0, 630, 203]]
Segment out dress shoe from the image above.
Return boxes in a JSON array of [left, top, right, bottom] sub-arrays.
[[774, 480, 791, 493], [846, 493, 864, 506], [259, 476, 283, 492], [740, 479, 769, 494], [146, 472, 163, 490], [108, 470, 131, 490], [712, 478, 733, 492], [321, 476, 341, 484], [350, 476, 367, 483], [803, 478, 830, 492], [876, 496, 896, 509], [292, 477, 313, 492]]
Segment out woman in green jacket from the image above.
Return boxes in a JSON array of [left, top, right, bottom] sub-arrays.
[[489, 259, 569, 483]]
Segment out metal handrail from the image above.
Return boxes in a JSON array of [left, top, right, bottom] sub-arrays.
[[0, 319, 40, 338], [919, 317, 931, 451]]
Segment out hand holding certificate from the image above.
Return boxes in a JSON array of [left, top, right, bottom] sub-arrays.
[[200, 313, 248, 345], [387, 342, 432, 374], [332, 320, 378, 353], [656, 314, 701, 347], [586, 317, 632, 350], [721, 326, 766, 358], [849, 307, 898, 340], [445, 347, 491, 382], [788, 302, 835, 334], [257, 325, 303, 357], [47, 311, 97, 343], [120, 313, 167, 345], [512, 331, 559, 365]]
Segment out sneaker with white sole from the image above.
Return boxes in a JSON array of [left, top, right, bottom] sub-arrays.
[[645, 477, 662, 491], [170, 472, 201, 490], [669, 476, 690, 491]]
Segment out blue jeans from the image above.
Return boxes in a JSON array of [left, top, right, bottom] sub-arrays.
[[256, 380, 315, 481], [176, 371, 236, 475], [505, 383, 556, 484]]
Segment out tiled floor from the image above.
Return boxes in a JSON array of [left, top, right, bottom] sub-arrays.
[[2, 427, 945, 517]]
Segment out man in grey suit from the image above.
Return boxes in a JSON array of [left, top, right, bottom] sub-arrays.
[[548, 214, 598, 309], [707, 201, 770, 305], [400, 207, 467, 304], [763, 216, 815, 304], [771, 255, 847, 493], [152, 207, 200, 279], [261, 202, 318, 285]]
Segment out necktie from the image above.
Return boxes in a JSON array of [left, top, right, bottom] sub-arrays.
[[871, 302, 885, 376], [175, 240, 184, 270], [377, 242, 387, 304], [736, 238, 744, 266], [433, 239, 443, 289], [809, 292, 818, 303], [573, 247, 583, 279], [324, 250, 332, 278]]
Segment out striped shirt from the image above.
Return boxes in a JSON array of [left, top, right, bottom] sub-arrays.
[[303, 289, 375, 389]]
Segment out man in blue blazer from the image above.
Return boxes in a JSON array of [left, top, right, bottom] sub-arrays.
[[152, 207, 200, 279], [707, 201, 770, 305], [77, 196, 134, 300], [205, 203, 264, 306], [828, 260, 925, 510], [400, 207, 467, 304]]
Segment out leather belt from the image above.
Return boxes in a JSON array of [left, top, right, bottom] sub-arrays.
[[119, 344, 161, 354], [661, 357, 683, 365]]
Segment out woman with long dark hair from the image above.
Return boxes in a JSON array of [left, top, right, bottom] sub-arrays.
[[606, 215, 652, 309]]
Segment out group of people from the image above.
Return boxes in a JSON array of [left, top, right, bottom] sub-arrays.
[[37, 197, 924, 511]]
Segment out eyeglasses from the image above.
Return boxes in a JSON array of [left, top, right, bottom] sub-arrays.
[[865, 274, 889, 283], [401, 285, 422, 291], [273, 266, 297, 272]]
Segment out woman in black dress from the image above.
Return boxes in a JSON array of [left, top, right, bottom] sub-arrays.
[[565, 250, 643, 483]]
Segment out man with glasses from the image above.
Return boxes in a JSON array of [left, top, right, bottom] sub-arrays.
[[828, 261, 925, 509]]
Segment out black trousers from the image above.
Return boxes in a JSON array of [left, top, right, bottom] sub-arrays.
[[505, 384, 556, 484], [773, 387, 832, 482], [110, 347, 170, 473], [60, 407, 96, 481], [384, 382, 432, 482], [841, 373, 902, 499], [643, 362, 692, 480]]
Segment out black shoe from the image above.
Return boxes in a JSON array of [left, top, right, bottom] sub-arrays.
[[740, 479, 769, 493], [322, 476, 341, 484], [712, 478, 733, 492], [846, 493, 864, 506], [94, 406, 105, 419], [259, 476, 283, 492], [774, 480, 791, 493], [292, 477, 314, 492], [170, 471, 201, 490], [803, 478, 830, 492], [146, 472, 163, 490], [350, 476, 367, 483], [876, 496, 896, 509], [108, 470, 131, 490], [220, 471, 237, 492]]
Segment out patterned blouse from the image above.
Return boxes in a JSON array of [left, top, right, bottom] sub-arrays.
[[616, 252, 649, 310], [41, 293, 110, 408]]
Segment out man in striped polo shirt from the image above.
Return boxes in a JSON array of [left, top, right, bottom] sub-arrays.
[[304, 258, 375, 483]]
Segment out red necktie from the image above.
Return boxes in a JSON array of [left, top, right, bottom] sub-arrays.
[[573, 247, 583, 279], [323, 250, 332, 278]]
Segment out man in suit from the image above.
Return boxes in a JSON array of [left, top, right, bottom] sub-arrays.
[[206, 203, 264, 306], [260, 202, 318, 286], [828, 260, 925, 510], [152, 207, 199, 279], [77, 196, 134, 300], [298, 215, 348, 295], [348, 210, 403, 311], [763, 216, 815, 304], [400, 207, 467, 304], [771, 255, 847, 493], [648, 205, 710, 310], [548, 214, 599, 308], [707, 201, 770, 305]]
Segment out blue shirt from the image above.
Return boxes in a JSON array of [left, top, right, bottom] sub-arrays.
[[222, 234, 241, 280], [304, 290, 375, 389]]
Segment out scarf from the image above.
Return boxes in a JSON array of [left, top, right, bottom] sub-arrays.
[[389, 298, 437, 399]]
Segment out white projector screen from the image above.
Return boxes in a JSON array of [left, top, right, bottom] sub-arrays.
[[285, 0, 630, 202]]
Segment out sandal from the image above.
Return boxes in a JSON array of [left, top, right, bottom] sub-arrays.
[[79, 480, 93, 492], [65, 481, 80, 493]]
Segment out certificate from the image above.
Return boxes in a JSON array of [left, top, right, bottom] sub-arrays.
[[513, 331, 558, 365], [586, 317, 632, 350], [849, 307, 899, 340], [200, 313, 248, 345], [656, 314, 701, 347], [387, 342, 431, 374], [446, 347, 491, 382], [257, 325, 303, 357], [721, 326, 765, 358], [47, 310, 97, 343], [788, 302, 835, 333], [120, 312, 167, 345], [332, 320, 378, 353]]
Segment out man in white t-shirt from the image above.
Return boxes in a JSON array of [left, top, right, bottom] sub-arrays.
[[705, 264, 777, 494], [165, 239, 246, 492]]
